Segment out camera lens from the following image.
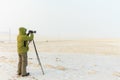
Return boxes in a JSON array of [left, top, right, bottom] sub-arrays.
[[33, 31, 36, 33]]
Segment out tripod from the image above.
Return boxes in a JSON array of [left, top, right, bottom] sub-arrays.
[[33, 39, 44, 75]]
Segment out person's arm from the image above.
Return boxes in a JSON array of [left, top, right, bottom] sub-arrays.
[[22, 33, 34, 41]]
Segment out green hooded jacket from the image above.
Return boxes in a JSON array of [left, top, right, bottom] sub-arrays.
[[17, 27, 34, 54]]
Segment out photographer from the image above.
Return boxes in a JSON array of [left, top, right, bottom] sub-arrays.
[[17, 27, 34, 77]]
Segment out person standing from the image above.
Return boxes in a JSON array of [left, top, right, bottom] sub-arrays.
[[17, 27, 34, 77]]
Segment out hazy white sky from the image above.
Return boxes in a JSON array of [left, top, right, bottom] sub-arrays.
[[0, 0, 119, 38]]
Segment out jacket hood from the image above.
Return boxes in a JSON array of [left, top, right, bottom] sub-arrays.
[[19, 27, 26, 35]]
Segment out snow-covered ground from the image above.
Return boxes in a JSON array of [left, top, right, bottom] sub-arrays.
[[1, 52, 120, 80], [1, 39, 120, 80]]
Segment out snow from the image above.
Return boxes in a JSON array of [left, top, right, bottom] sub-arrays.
[[1, 52, 120, 80]]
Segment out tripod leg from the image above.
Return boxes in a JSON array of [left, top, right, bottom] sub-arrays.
[[33, 40, 44, 75]]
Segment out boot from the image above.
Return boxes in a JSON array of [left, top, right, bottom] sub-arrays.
[[22, 73, 30, 77]]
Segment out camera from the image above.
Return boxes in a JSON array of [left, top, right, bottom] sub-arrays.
[[27, 30, 36, 36], [28, 30, 36, 34]]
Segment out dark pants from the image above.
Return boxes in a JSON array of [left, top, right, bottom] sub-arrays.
[[17, 53, 28, 75]]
